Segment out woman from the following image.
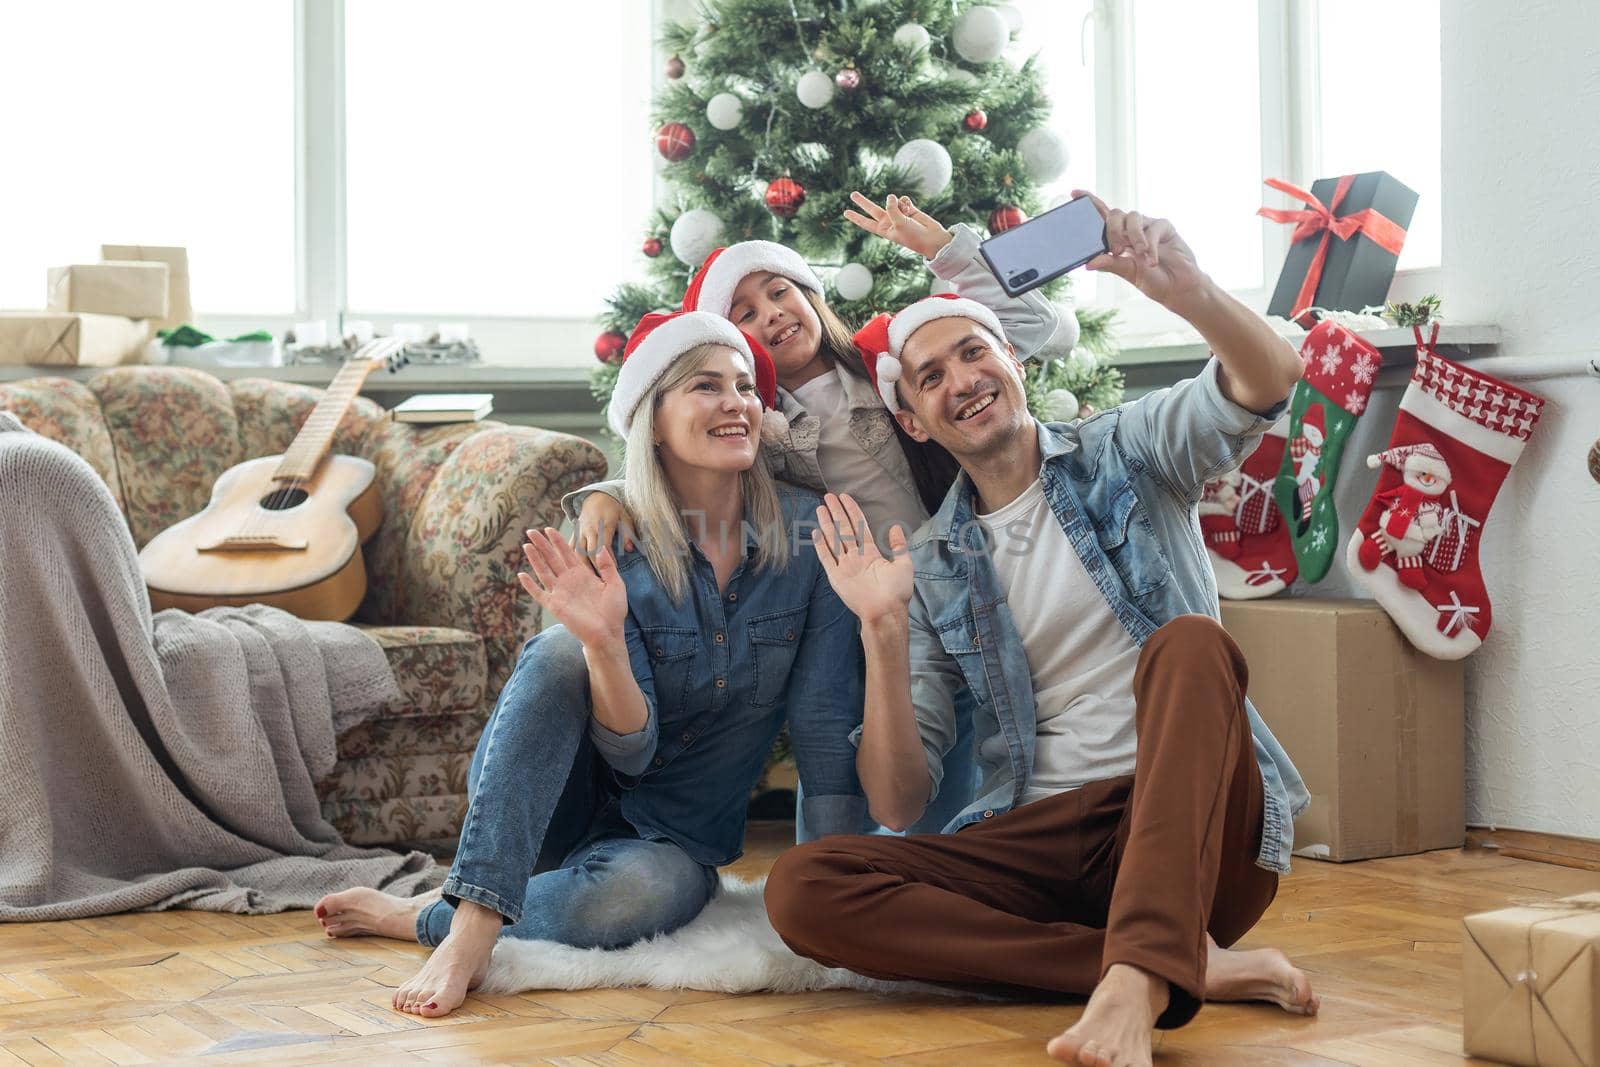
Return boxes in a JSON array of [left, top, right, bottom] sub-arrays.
[[573, 193, 1072, 833], [314, 311, 864, 1019]]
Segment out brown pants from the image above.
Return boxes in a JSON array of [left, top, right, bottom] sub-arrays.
[[764, 615, 1279, 1029]]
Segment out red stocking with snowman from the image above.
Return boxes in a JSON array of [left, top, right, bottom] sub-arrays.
[[1345, 327, 1546, 659]]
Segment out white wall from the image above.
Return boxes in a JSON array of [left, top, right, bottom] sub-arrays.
[[1300, 0, 1600, 838]]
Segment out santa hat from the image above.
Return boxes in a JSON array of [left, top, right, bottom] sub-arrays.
[[607, 311, 777, 438], [1299, 403, 1326, 445], [682, 242, 824, 319], [1366, 441, 1449, 480], [850, 294, 1007, 413]]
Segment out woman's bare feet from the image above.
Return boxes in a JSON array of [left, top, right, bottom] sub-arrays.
[[314, 886, 439, 941], [391, 900, 502, 1018], [1204, 934, 1319, 1015], [1046, 963, 1166, 1067]]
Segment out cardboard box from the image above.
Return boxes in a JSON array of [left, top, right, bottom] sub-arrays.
[[101, 244, 192, 332], [1463, 892, 1600, 1066], [47, 262, 169, 320], [1220, 598, 1464, 862], [0, 312, 151, 366]]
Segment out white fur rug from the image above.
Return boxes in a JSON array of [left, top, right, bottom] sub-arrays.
[[479, 874, 964, 998]]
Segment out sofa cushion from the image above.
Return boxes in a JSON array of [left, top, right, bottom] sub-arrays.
[[0, 377, 124, 512], [359, 624, 488, 719]]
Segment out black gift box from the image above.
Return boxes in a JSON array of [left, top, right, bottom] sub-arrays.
[[1264, 170, 1419, 322]]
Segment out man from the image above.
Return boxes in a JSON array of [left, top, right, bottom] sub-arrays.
[[764, 193, 1317, 1067]]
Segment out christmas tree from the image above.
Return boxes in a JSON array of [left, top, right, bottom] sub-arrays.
[[591, 0, 1123, 424]]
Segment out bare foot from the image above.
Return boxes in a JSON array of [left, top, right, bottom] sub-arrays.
[[314, 886, 439, 941], [1046, 963, 1167, 1066], [1205, 934, 1319, 1016], [391, 900, 501, 1018]]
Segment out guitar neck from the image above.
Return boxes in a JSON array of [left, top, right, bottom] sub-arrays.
[[272, 358, 377, 483]]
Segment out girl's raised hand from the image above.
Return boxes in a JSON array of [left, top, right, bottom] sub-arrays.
[[843, 191, 953, 261]]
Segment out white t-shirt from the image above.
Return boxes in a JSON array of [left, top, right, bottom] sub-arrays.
[[976, 477, 1141, 803], [790, 367, 927, 540]]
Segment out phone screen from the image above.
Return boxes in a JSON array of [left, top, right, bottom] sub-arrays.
[[979, 196, 1107, 297]]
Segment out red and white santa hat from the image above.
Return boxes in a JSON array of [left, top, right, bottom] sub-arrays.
[[681, 241, 824, 319], [607, 311, 777, 438], [1367, 441, 1449, 480], [849, 294, 1007, 413], [1299, 403, 1326, 445]]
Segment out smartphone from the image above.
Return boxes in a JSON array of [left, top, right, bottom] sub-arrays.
[[979, 196, 1107, 297]]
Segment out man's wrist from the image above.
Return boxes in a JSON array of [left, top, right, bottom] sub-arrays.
[[860, 611, 910, 647], [1163, 274, 1223, 322]]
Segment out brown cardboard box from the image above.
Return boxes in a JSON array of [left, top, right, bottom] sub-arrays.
[[1220, 598, 1465, 862], [101, 245, 191, 332], [1463, 892, 1600, 1066], [47, 262, 169, 320], [0, 312, 151, 366]]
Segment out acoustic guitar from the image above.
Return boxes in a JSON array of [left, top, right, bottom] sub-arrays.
[[139, 338, 407, 621]]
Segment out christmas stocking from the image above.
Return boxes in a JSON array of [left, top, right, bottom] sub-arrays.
[[1346, 328, 1546, 659], [1272, 320, 1381, 582], [1210, 416, 1297, 599]]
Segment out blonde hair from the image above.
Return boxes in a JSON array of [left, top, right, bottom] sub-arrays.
[[623, 343, 790, 603], [802, 287, 859, 369]]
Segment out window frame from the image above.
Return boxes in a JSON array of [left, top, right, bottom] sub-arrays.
[[1082, 0, 1441, 345]]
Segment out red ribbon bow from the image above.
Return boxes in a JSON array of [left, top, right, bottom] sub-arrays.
[[1259, 176, 1409, 325]]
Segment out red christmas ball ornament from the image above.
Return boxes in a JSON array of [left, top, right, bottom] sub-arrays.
[[665, 54, 685, 80], [964, 109, 988, 132], [655, 122, 696, 162], [642, 236, 662, 258], [594, 330, 627, 364], [988, 205, 1027, 234], [765, 177, 807, 219], [835, 67, 861, 92]]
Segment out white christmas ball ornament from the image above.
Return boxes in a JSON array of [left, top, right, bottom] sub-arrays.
[[893, 22, 931, 54], [995, 3, 1024, 33], [796, 70, 835, 109], [1042, 388, 1080, 423], [705, 92, 743, 131], [893, 138, 953, 198], [953, 6, 1009, 63], [1018, 126, 1070, 183], [834, 263, 874, 301], [943, 63, 979, 88], [670, 208, 724, 266]]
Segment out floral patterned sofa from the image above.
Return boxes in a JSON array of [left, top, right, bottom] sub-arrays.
[[0, 366, 609, 851]]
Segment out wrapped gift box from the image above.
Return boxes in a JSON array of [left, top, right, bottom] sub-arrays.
[[0, 312, 151, 366], [47, 261, 169, 320], [1220, 598, 1465, 861], [1464, 892, 1600, 1066], [102, 244, 191, 332], [1261, 171, 1419, 325]]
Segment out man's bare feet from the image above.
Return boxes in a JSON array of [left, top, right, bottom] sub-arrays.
[[1204, 934, 1319, 1015], [314, 886, 439, 941], [390, 900, 502, 1018], [1046, 963, 1167, 1067]]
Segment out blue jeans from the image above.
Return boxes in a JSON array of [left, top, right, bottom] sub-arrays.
[[419, 627, 717, 949]]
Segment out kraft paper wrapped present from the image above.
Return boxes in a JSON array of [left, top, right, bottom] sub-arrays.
[[101, 244, 191, 332], [1463, 892, 1600, 1066], [0, 312, 151, 366], [47, 261, 169, 320]]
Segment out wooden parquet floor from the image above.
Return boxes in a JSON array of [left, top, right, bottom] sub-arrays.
[[2, 825, 1594, 1066]]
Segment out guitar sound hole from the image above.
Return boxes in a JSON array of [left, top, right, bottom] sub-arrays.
[[260, 487, 310, 511]]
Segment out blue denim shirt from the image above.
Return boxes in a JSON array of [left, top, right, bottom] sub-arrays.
[[592, 483, 866, 867], [900, 358, 1311, 874]]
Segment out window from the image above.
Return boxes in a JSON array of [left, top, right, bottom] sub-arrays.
[[0, 0, 656, 365], [344, 1, 655, 318], [0, 1, 296, 314], [1018, 0, 1443, 338]]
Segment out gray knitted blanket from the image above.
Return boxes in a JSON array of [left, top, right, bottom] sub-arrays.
[[0, 411, 436, 920]]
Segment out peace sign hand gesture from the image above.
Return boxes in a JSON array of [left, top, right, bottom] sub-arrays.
[[843, 191, 954, 261]]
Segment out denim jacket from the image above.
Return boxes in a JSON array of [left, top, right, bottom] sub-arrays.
[[594, 483, 866, 866], [899, 359, 1311, 874]]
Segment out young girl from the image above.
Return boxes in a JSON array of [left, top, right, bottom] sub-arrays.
[[314, 312, 866, 1018], [573, 193, 1075, 833]]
